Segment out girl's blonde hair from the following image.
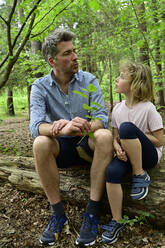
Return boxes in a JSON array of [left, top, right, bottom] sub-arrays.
[[120, 61, 154, 103]]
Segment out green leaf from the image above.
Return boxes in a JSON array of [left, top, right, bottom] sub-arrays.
[[72, 90, 88, 99], [83, 104, 98, 111], [81, 88, 88, 92], [88, 84, 97, 92], [83, 104, 91, 110], [89, 0, 100, 11], [88, 131, 95, 139], [85, 115, 92, 119], [91, 101, 102, 108], [94, 117, 102, 121]]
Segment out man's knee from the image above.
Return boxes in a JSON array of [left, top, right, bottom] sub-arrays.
[[94, 129, 113, 145], [119, 122, 137, 139], [33, 136, 57, 155]]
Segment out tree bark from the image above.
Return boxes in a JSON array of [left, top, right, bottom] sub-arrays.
[[0, 155, 164, 228], [6, 88, 15, 116], [109, 57, 113, 112], [136, 2, 150, 65], [151, 0, 165, 106]]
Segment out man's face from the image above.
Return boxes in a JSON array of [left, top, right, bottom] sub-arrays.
[[52, 41, 78, 76]]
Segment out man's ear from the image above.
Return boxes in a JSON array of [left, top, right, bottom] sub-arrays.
[[48, 57, 55, 67]]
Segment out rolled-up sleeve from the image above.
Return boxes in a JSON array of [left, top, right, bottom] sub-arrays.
[[90, 78, 109, 129], [30, 81, 50, 138]]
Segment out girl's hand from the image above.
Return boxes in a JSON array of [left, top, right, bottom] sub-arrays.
[[114, 141, 128, 162]]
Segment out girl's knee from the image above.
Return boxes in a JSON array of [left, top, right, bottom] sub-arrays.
[[106, 164, 122, 183], [106, 157, 129, 183], [119, 122, 137, 139]]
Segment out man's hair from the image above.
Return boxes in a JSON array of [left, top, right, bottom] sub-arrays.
[[120, 61, 154, 103], [42, 28, 74, 62]]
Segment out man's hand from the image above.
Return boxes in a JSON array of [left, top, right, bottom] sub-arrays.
[[72, 117, 91, 133], [51, 119, 69, 136], [60, 117, 91, 136]]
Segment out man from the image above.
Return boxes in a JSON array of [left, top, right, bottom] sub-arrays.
[[30, 28, 113, 246]]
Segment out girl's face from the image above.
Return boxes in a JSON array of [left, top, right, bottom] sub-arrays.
[[115, 70, 131, 95]]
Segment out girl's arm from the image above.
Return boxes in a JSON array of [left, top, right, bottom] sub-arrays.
[[113, 128, 127, 162], [145, 129, 164, 147]]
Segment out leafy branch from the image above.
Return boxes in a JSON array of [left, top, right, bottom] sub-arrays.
[[73, 83, 103, 139], [31, 0, 74, 38]]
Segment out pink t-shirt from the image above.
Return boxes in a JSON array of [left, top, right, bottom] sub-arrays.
[[111, 100, 163, 162]]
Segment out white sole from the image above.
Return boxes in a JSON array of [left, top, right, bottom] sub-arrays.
[[40, 239, 55, 246], [75, 239, 96, 246]]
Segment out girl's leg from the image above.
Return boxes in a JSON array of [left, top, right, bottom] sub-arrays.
[[106, 182, 123, 221], [101, 157, 130, 244], [120, 138, 143, 175], [118, 122, 158, 200], [119, 122, 158, 174], [106, 156, 131, 220]]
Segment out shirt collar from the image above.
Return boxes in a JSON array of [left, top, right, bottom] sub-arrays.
[[49, 70, 56, 86], [49, 70, 80, 86]]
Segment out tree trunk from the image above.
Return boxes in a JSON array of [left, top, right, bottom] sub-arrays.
[[109, 57, 113, 112], [27, 85, 31, 120], [6, 88, 15, 116], [28, 40, 43, 120], [136, 2, 150, 65], [0, 155, 164, 229], [151, 0, 165, 106]]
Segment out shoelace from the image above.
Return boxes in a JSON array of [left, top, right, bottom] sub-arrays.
[[48, 214, 65, 232], [101, 220, 118, 232], [81, 213, 98, 234]]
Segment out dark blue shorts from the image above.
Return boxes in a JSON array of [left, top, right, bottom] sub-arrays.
[[56, 136, 93, 168], [106, 122, 158, 183]]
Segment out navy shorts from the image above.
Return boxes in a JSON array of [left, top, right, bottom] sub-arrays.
[[56, 136, 93, 168]]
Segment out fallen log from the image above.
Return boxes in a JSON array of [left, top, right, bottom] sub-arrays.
[[0, 155, 165, 228]]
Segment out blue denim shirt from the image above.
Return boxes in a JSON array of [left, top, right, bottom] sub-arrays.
[[30, 70, 109, 138]]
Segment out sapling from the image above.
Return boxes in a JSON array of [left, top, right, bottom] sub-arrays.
[[73, 82, 103, 141]]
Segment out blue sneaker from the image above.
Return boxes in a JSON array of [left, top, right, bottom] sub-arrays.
[[131, 171, 151, 200], [75, 212, 99, 246], [101, 220, 125, 244], [40, 213, 68, 246]]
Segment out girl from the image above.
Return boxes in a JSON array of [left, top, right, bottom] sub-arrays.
[[101, 61, 164, 244]]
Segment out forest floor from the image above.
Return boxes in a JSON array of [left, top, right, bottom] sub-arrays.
[[0, 116, 165, 248]]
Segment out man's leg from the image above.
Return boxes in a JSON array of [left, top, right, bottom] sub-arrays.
[[33, 136, 68, 246], [76, 129, 114, 246], [89, 129, 114, 201], [33, 135, 61, 204]]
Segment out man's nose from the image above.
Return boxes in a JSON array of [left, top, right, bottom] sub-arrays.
[[72, 52, 78, 60]]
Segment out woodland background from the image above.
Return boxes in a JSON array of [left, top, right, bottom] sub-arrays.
[[0, 1, 165, 247], [0, 0, 165, 117]]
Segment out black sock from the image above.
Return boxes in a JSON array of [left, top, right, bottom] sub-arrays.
[[51, 201, 65, 216], [86, 199, 101, 216]]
